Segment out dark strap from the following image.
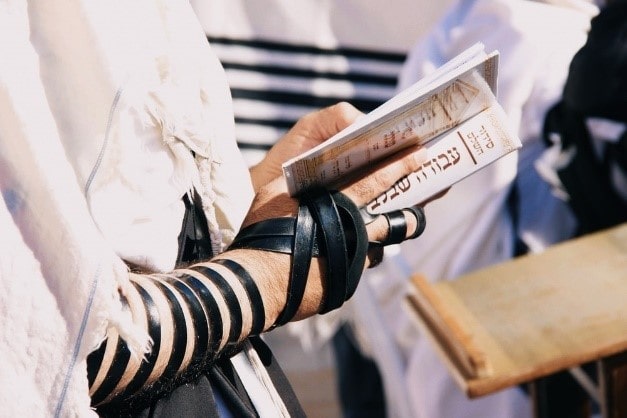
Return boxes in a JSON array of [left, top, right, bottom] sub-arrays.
[[190, 265, 243, 345], [90, 337, 131, 406], [228, 217, 322, 256], [275, 203, 317, 325], [116, 282, 162, 401], [324, 191, 368, 303], [300, 189, 349, 312], [152, 281, 188, 384], [405, 206, 427, 239], [209, 358, 258, 418], [229, 188, 368, 323], [173, 272, 224, 355], [213, 259, 267, 336], [230, 206, 321, 327], [383, 210, 407, 246], [177, 191, 214, 266], [166, 278, 211, 367]]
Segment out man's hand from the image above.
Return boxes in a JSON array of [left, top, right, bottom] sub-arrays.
[[235, 141, 429, 322], [249, 102, 363, 191]]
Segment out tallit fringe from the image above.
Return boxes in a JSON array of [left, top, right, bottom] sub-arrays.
[[140, 88, 229, 254], [92, 262, 152, 359], [244, 342, 291, 418], [196, 155, 226, 254], [111, 273, 153, 358]]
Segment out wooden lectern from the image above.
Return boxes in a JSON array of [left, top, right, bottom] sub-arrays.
[[406, 223, 627, 418]]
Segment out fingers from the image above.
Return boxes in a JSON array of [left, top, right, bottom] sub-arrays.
[[294, 102, 363, 140], [254, 103, 364, 191], [340, 146, 428, 207], [335, 145, 427, 246]]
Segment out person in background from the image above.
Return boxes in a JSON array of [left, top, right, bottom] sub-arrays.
[[532, 4, 627, 413], [0, 2, 431, 416], [188, 2, 452, 417], [348, 0, 601, 417], [539, 0, 627, 237]]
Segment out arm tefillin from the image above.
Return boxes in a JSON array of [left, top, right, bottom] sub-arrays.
[[88, 260, 261, 410], [87, 187, 426, 411]]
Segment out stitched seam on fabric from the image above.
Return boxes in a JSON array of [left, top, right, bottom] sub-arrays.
[[85, 88, 124, 195], [54, 264, 101, 418]]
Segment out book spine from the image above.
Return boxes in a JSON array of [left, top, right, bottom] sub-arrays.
[[365, 105, 521, 215]]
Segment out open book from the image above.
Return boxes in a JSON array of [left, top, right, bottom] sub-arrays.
[[282, 43, 522, 215]]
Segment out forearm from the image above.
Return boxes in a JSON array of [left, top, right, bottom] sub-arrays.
[[87, 248, 322, 408], [88, 107, 429, 409], [223, 249, 325, 321]]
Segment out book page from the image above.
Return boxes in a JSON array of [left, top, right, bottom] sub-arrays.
[[282, 44, 499, 196], [365, 104, 521, 214]]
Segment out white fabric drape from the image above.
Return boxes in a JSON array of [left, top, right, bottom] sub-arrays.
[[0, 1, 253, 416]]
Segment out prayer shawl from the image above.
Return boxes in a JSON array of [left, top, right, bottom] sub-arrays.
[[0, 1, 253, 416]]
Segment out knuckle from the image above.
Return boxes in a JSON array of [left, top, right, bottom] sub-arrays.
[[330, 102, 360, 125]]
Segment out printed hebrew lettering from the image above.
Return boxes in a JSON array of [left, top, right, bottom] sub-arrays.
[[448, 147, 461, 165], [438, 153, 453, 169], [431, 158, 443, 172], [389, 185, 400, 199], [396, 177, 411, 192]]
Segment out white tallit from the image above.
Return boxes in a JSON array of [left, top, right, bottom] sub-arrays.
[[0, 1, 253, 416]]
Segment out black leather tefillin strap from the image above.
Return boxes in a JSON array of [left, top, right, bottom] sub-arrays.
[[228, 188, 368, 326], [368, 205, 427, 246]]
